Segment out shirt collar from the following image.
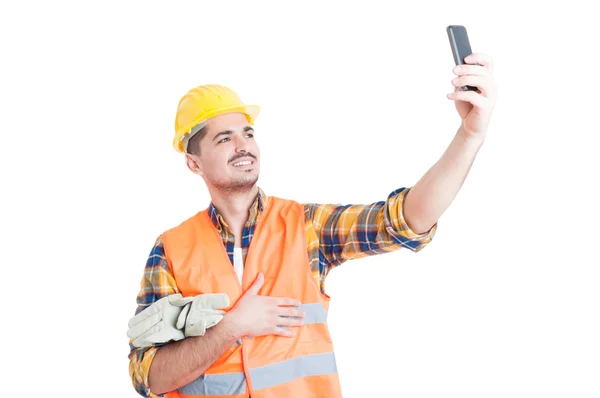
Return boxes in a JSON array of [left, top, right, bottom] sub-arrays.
[[208, 187, 267, 230]]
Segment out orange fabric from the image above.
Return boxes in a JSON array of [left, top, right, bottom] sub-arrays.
[[251, 374, 342, 398], [162, 197, 342, 397], [247, 323, 332, 367]]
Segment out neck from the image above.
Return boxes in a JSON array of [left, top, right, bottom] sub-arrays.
[[207, 184, 259, 229]]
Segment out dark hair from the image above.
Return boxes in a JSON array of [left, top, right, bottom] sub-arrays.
[[186, 126, 208, 156]]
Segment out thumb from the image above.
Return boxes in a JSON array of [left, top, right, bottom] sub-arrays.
[[176, 302, 192, 330], [245, 272, 264, 296]]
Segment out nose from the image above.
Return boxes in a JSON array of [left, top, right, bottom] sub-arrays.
[[233, 134, 250, 153]]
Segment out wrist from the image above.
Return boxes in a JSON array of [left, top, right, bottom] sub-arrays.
[[219, 312, 244, 340], [457, 126, 486, 148]]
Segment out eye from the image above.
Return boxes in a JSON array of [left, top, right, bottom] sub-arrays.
[[246, 133, 254, 138], [218, 137, 230, 144]]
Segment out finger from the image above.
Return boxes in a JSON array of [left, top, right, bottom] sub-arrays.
[[128, 304, 160, 328], [176, 302, 192, 329], [464, 53, 494, 72], [191, 309, 225, 317], [166, 293, 183, 304], [271, 297, 302, 307], [447, 90, 490, 109], [127, 311, 163, 339], [451, 76, 490, 97], [277, 316, 304, 327], [128, 305, 160, 328], [169, 294, 195, 307], [452, 64, 491, 78], [273, 327, 296, 338], [245, 273, 264, 296], [278, 307, 306, 318]]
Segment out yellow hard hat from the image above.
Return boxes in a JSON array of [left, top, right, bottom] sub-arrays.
[[173, 84, 260, 153]]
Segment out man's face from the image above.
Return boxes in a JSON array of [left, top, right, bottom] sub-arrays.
[[186, 112, 260, 192]]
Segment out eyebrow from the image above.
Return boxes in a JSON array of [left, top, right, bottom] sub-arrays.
[[212, 126, 254, 142]]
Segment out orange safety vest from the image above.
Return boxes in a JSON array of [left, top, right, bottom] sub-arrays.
[[162, 197, 342, 398]]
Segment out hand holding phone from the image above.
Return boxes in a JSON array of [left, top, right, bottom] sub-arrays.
[[447, 25, 478, 92]]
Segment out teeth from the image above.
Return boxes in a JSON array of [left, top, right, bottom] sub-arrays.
[[233, 160, 252, 167]]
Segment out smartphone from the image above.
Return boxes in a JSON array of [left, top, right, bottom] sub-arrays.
[[446, 25, 477, 91]]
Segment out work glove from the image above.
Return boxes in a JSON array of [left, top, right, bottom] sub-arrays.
[[127, 294, 194, 348], [127, 293, 230, 348], [182, 293, 230, 337]]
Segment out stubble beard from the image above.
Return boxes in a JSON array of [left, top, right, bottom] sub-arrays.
[[213, 173, 259, 195]]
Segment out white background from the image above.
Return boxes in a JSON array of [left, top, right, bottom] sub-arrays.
[[1, 1, 599, 397]]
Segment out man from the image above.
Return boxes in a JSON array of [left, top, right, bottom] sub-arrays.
[[128, 53, 497, 397]]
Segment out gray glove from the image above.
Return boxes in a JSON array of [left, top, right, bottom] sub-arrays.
[[183, 293, 230, 336], [127, 293, 230, 348], [127, 294, 194, 348]]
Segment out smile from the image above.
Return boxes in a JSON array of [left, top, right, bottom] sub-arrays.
[[232, 159, 255, 167]]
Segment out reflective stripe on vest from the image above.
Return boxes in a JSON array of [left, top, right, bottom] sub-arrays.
[[250, 352, 337, 390], [277, 302, 327, 328], [178, 352, 338, 396], [177, 372, 246, 396], [181, 302, 333, 395], [291, 303, 327, 323]]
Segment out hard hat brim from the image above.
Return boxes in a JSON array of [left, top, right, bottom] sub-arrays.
[[174, 104, 261, 153]]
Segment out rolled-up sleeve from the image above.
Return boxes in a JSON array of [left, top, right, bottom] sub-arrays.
[[384, 186, 437, 252], [128, 235, 179, 398], [306, 186, 437, 269]]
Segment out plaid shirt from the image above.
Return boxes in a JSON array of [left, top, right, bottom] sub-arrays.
[[129, 187, 436, 397]]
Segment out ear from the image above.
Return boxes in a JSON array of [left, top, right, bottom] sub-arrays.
[[185, 154, 204, 176]]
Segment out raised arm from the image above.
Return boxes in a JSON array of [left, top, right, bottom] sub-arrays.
[[304, 186, 437, 292]]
